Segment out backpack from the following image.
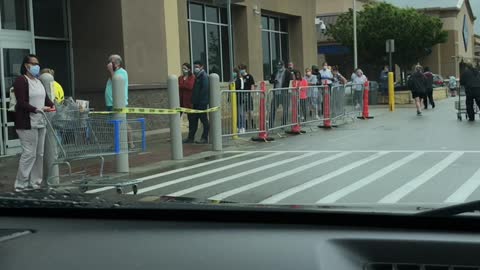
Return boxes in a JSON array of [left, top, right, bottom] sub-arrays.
[[8, 86, 16, 112]]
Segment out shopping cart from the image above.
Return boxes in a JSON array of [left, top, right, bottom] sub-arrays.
[[41, 110, 146, 194], [455, 86, 479, 121]]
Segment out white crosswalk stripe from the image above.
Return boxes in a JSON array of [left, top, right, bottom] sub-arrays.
[[91, 150, 480, 205], [167, 152, 320, 197], [132, 152, 283, 195], [379, 152, 464, 204], [316, 152, 425, 204], [259, 152, 388, 204]]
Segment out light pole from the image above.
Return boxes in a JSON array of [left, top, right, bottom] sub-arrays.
[[353, 0, 358, 70]]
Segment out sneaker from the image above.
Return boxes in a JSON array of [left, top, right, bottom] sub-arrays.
[[239, 128, 246, 134], [183, 138, 194, 144], [316, 115, 321, 120], [417, 111, 422, 116], [195, 138, 208, 144]]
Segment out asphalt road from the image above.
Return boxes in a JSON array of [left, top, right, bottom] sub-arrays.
[[88, 96, 480, 205]]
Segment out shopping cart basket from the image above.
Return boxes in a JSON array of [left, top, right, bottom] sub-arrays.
[[455, 86, 479, 121]]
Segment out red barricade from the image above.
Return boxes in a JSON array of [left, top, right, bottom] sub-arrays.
[[319, 80, 335, 129], [288, 81, 303, 134], [252, 81, 274, 142], [358, 81, 374, 120]]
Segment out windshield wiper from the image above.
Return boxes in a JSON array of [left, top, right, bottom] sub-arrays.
[[417, 200, 480, 217]]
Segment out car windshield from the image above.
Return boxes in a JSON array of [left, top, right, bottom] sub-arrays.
[[0, 0, 479, 216]]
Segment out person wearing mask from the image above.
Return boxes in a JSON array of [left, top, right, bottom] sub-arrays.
[[184, 61, 209, 144], [236, 64, 255, 133], [287, 62, 295, 77], [408, 65, 428, 116], [423, 67, 435, 109], [269, 61, 293, 128], [105, 54, 128, 111], [379, 65, 389, 95], [320, 62, 334, 88], [179, 63, 196, 121], [293, 70, 309, 121], [351, 68, 368, 110], [40, 68, 64, 104], [332, 66, 347, 86], [304, 68, 320, 119], [13, 54, 55, 192], [460, 64, 480, 121]]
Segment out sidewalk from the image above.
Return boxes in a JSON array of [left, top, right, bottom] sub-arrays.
[[0, 129, 210, 193]]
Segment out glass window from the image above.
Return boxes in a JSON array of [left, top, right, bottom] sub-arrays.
[[262, 31, 271, 80], [190, 22, 206, 66], [207, 24, 220, 76], [0, 0, 29, 30], [33, 0, 67, 38], [206, 6, 218, 23], [221, 26, 231, 82], [189, 3, 204, 21], [281, 33, 289, 64], [262, 15, 288, 79], [220, 8, 227, 24], [261, 16, 268, 29], [35, 39, 72, 96]]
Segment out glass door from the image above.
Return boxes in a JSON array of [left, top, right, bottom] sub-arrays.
[[0, 41, 32, 155]]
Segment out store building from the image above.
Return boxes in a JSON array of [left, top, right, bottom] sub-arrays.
[[0, 0, 316, 156]]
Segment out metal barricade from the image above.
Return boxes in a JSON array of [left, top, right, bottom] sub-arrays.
[[330, 84, 346, 121], [299, 85, 326, 125], [221, 89, 266, 138], [267, 87, 296, 132], [345, 83, 365, 117]]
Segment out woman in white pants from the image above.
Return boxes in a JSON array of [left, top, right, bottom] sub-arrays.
[[13, 54, 54, 192]]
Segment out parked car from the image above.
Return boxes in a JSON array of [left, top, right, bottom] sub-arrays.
[[432, 74, 445, 88]]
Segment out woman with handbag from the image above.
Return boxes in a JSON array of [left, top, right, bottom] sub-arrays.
[[13, 54, 55, 192]]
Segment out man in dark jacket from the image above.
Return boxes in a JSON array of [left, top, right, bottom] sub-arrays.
[[423, 67, 435, 109], [408, 65, 427, 116], [460, 64, 480, 121], [379, 65, 389, 95], [184, 61, 209, 144], [269, 61, 293, 128]]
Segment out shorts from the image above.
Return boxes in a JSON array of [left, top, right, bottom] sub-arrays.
[[412, 91, 425, 99]]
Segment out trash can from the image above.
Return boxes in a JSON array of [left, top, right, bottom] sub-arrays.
[[369, 81, 379, 105]]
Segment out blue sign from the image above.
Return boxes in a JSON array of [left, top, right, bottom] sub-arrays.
[[318, 45, 350, 55]]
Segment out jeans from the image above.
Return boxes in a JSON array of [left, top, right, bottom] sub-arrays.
[[423, 88, 435, 109], [269, 94, 290, 129]]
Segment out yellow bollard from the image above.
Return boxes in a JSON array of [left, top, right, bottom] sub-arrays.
[[230, 82, 238, 139], [388, 72, 395, 112]]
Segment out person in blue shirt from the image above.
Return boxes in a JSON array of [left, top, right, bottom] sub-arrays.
[[105, 54, 128, 111]]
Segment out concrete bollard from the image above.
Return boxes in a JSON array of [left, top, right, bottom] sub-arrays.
[[39, 73, 59, 185], [209, 74, 222, 151], [113, 74, 129, 173], [167, 75, 183, 160]]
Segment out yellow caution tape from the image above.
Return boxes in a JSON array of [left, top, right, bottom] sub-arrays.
[[89, 107, 220, 115]]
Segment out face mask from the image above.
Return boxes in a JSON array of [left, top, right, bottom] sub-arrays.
[[306, 72, 312, 77], [232, 72, 237, 79], [182, 68, 189, 75], [240, 70, 247, 76], [194, 67, 201, 74], [277, 66, 284, 71], [29, 65, 41, 77], [324, 66, 328, 70]]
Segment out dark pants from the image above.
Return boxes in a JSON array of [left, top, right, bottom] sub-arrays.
[[187, 104, 209, 140], [423, 88, 435, 109], [466, 90, 480, 121], [269, 94, 290, 128], [300, 99, 308, 120]]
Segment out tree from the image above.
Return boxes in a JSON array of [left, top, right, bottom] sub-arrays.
[[328, 2, 448, 73]]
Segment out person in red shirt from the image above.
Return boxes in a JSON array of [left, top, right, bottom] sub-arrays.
[[293, 70, 309, 121], [178, 63, 196, 134]]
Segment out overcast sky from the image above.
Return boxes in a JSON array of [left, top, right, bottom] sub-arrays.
[[471, 0, 479, 34]]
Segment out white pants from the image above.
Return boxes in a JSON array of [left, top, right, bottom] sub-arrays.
[[15, 128, 46, 189]]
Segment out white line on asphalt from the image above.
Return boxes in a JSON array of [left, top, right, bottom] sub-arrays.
[[444, 168, 480, 203], [379, 152, 464, 204], [85, 152, 255, 194], [224, 150, 480, 153], [259, 152, 389, 204], [208, 152, 353, 201], [316, 152, 425, 204], [132, 152, 284, 195], [167, 152, 320, 197]]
